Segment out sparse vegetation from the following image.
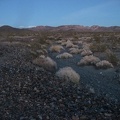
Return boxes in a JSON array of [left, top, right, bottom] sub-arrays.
[[33, 56, 57, 71], [56, 52, 73, 59], [69, 48, 82, 54], [81, 49, 93, 56], [106, 52, 119, 66], [0, 26, 120, 120], [56, 67, 80, 84], [90, 43, 107, 52], [66, 40, 74, 48], [96, 60, 113, 69], [78, 55, 100, 66], [49, 45, 64, 53], [93, 34, 101, 43]]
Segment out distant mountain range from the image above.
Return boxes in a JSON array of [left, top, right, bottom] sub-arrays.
[[0, 25, 120, 32], [0, 25, 34, 35], [29, 25, 120, 32]]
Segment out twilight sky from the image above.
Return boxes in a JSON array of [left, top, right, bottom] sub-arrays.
[[0, 0, 120, 28]]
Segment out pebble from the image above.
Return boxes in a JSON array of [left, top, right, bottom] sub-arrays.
[[104, 113, 112, 117], [89, 87, 95, 94]]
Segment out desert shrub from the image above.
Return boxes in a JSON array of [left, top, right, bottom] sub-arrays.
[[29, 50, 39, 58], [36, 49, 48, 55], [29, 42, 42, 51], [55, 36, 62, 41], [78, 55, 100, 66], [90, 43, 107, 52], [55, 67, 80, 84], [72, 44, 79, 48], [61, 40, 74, 48], [38, 39, 47, 44], [77, 41, 83, 45], [73, 35, 79, 40], [69, 48, 82, 54], [106, 52, 119, 66], [82, 42, 91, 49], [93, 34, 101, 43], [33, 56, 57, 71], [35, 35, 48, 45], [41, 44, 47, 49], [81, 49, 92, 56], [96, 60, 113, 69], [61, 41, 67, 46], [49, 45, 64, 53], [72, 40, 79, 44], [66, 40, 74, 48], [56, 40, 62, 44], [56, 52, 73, 59], [109, 35, 120, 48], [105, 49, 113, 55], [69, 48, 77, 52]]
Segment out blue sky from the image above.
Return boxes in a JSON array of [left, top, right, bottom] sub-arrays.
[[0, 0, 120, 27]]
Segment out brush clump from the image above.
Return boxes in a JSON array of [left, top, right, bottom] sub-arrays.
[[33, 56, 57, 71], [78, 55, 100, 66], [56, 67, 80, 84], [49, 45, 64, 53], [56, 52, 73, 59], [96, 60, 114, 69]]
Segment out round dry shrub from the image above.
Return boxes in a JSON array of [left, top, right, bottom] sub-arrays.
[[55, 67, 80, 84], [78, 55, 100, 66], [77, 41, 83, 45], [61, 42, 67, 46], [49, 45, 64, 53], [90, 43, 107, 52], [69, 48, 82, 54], [66, 40, 74, 48], [33, 56, 57, 71], [56, 40, 62, 44], [56, 52, 73, 59], [61, 40, 77, 48], [69, 48, 76, 51], [82, 43, 91, 49], [96, 60, 113, 69], [72, 44, 79, 48], [61, 40, 69, 46], [81, 49, 92, 56], [106, 50, 119, 66]]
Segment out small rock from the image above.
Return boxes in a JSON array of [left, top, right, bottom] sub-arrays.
[[59, 99, 62, 103], [89, 87, 95, 94], [72, 115, 79, 120], [59, 104, 65, 108], [34, 87, 39, 92], [104, 113, 112, 117], [46, 116, 49, 119], [38, 115, 42, 120], [80, 115, 88, 120], [100, 72, 103, 75]]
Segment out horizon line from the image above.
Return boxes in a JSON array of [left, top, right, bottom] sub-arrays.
[[0, 24, 120, 29]]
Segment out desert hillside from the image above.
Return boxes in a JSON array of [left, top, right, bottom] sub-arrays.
[[0, 25, 120, 119]]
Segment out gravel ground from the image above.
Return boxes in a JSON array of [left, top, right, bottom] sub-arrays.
[[0, 43, 120, 120], [1, 64, 120, 120], [49, 50, 120, 102]]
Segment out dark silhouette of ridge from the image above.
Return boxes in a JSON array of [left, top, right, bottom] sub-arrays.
[[0, 25, 35, 35]]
